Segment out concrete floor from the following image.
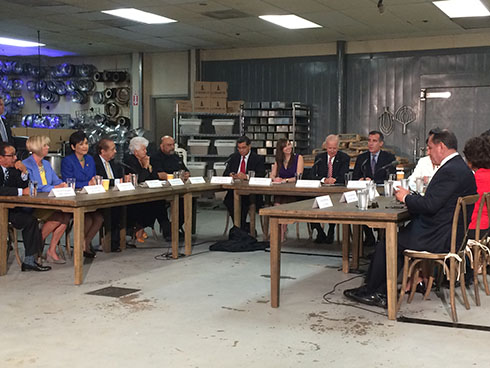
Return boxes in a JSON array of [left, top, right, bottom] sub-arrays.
[[2, 206, 490, 367]]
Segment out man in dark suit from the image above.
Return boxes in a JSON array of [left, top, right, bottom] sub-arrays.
[[311, 134, 350, 243], [0, 142, 50, 272], [344, 128, 477, 308], [94, 138, 124, 252], [353, 130, 397, 247], [223, 135, 266, 232], [0, 97, 15, 146]]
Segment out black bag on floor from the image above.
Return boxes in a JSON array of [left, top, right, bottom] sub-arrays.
[[209, 226, 269, 252]]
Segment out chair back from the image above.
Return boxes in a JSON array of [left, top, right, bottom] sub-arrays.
[[452, 194, 479, 254], [474, 192, 490, 242]]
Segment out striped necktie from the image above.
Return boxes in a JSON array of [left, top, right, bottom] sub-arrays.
[[0, 118, 8, 142], [104, 161, 114, 179]]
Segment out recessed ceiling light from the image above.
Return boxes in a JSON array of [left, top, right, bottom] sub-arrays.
[[0, 37, 45, 47], [101, 8, 177, 24], [426, 91, 452, 99], [433, 0, 490, 18], [259, 15, 322, 29]]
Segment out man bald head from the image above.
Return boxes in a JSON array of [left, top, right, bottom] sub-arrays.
[[160, 135, 175, 155]]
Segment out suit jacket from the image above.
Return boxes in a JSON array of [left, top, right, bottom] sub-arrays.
[[0, 117, 14, 145], [0, 167, 28, 196], [23, 155, 62, 193], [123, 154, 158, 182], [61, 153, 96, 189], [352, 150, 396, 184], [312, 151, 350, 184], [93, 155, 124, 186], [403, 154, 477, 253], [223, 151, 266, 177]]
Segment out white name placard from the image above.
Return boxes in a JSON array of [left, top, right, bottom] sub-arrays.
[[210, 176, 233, 184], [144, 180, 162, 188], [81, 185, 106, 194], [340, 190, 359, 203], [114, 182, 135, 191], [296, 179, 321, 188], [312, 195, 333, 209], [346, 180, 369, 189], [189, 177, 206, 184], [248, 177, 272, 186], [168, 178, 185, 186], [48, 187, 76, 197]]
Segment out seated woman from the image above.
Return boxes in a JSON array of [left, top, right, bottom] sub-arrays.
[[270, 138, 304, 241], [124, 137, 169, 242], [23, 135, 71, 264], [61, 131, 104, 258]]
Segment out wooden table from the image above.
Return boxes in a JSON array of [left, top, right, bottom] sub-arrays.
[[259, 195, 410, 320]]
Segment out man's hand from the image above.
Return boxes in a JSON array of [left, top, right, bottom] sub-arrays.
[[89, 177, 96, 185], [158, 172, 168, 180], [55, 183, 67, 189], [14, 161, 27, 174], [234, 172, 247, 180], [182, 171, 190, 180], [22, 187, 30, 196], [323, 177, 336, 185], [394, 187, 410, 203]]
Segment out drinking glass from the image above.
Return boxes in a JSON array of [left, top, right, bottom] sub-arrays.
[[357, 189, 368, 210], [401, 178, 409, 190], [248, 170, 255, 179], [383, 180, 393, 197], [94, 175, 102, 185], [415, 177, 424, 193], [66, 178, 76, 190], [207, 169, 214, 182], [29, 181, 38, 197], [344, 172, 353, 184], [295, 172, 303, 181]]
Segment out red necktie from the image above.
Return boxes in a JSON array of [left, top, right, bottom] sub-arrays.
[[239, 157, 246, 174], [328, 156, 333, 178]]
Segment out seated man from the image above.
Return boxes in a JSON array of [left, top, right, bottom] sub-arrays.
[[311, 134, 350, 243], [0, 142, 50, 272], [223, 135, 265, 232], [344, 128, 477, 308], [352, 130, 396, 247]]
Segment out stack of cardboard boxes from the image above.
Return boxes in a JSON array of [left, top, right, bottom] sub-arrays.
[[175, 81, 244, 114]]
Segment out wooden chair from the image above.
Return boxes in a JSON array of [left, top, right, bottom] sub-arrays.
[[8, 223, 22, 267], [397, 194, 479, 322], [468, 192, 490, 306]]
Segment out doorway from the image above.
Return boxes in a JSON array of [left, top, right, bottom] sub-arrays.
[[151, 95, 187, 151]]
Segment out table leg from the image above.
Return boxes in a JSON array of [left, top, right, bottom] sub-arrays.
[[101, 208, 111, 253], [0, 205, 8, 276], [184, 192, 192, 256], [385, 222, 398, 320], [249, 195, 256, 237], [120, 206, 127, 251], [351, 225, 360, 270], [270, 217, 281, 308], [73, 208, 85, 285], [342, 224, 350, 273], [234, 190, 241, 228], [171, 194, 179, 259]]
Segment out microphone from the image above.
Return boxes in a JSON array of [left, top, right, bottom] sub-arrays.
[[223, 155, 233, 167], [360, 158, 369, 178], [312, 156, 323, 178], [378, 160, 399, 172]]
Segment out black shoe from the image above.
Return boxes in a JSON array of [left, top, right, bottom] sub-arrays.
[[363, 238, 376, 248], [83, 251, 96, 258], [314, 234, 328, 244], [344, 286, 387, 309], [21, 262, 51, 272], [325, 232, 334, 244], [111, 248, 121, 253]]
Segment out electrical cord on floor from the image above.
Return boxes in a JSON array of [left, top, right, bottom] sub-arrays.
[[321, 275, 387, 317], [154, 240, 219, 261]]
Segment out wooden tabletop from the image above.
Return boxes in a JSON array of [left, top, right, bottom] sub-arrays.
[[223, 182, 350, 196]]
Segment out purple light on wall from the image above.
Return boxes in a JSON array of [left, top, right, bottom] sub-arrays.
[[0, 45, 76, 57]]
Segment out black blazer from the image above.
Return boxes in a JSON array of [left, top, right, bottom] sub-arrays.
[[352, 150, 396, 184], [404, 154, 477, 253], [223, 151, 266, 177], [0, 167, 28, 196], [93, 155, 124, 186], [0, 117, 14, 146], [312, 151, 350, 184], [123, 154, 158, 182]]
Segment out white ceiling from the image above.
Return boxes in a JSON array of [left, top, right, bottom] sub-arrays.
[[1, 0, 490, 56]]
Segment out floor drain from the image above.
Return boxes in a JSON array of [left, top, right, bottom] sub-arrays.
[[86, 286, 141, 298]]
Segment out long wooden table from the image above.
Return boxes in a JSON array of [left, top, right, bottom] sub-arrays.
[[259, 196, 410, 320], [0, 183, 222, 284]]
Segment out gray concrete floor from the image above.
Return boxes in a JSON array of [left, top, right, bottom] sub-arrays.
[[2, 205, 490, 367]]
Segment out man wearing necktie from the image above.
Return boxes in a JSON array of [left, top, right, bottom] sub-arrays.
[[0, 97, 14, 146], [352, 131, 396, 247], [94, 138, 124, 252]]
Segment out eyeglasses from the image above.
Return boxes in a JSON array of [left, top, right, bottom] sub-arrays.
[[1, 154, 16, 157]]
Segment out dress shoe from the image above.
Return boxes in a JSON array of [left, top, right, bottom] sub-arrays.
[[325, 232, 334, 244], [83, 251, 96, 258], [314, 234, 328, 244], [46, 254, 66, 264], [111, 247, 121, 253], [21, 262, 51, 272], [344, 286, 387, 308]]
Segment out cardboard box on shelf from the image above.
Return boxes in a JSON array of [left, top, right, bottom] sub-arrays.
[[175, 100, 193, 113], [209, 98, 227, 113], [194, 81, 211, 98], [227, 100, 244, 113], [49, 128, 77, 152], [11, 127, 27, 136], [194, 97, 211, 112], [210, 82, 228, 97]]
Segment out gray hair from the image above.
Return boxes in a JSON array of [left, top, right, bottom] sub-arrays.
[[129, 137, 149, 154]]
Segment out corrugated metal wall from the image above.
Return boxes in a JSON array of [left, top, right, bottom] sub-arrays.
[[203, 46, 490, 159]]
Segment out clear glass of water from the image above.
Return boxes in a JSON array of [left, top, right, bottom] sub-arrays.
[[357, 189, 368, 210], [345, 172, 353, 184], [66, 178, 76, 190], [401, 178, 409, 190], [207, 169, 214, 182], [295, 172, 303, 181], [415, 177, 424, 193], [29, 181, 38, 197], [384, 180, 393, 197], [248, 170, 255, 179], [94, 175, 102, 185]]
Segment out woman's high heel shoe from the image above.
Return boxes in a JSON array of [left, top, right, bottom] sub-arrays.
[[46, 254, 66, 264]]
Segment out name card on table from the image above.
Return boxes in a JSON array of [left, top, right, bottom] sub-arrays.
[[312, 195, 333, 209], [248, 177, 272, 186], [296, 179, 321, 188], [168, 178, 185, 186], [143, 180, 163, 188], [189, 177, 206, 184], [346, 180, 369, 189], [211, 176, 233, 184], [80, 185, 106, 194], [48, 187, 76, 197], [340, 190, 358, 203], [114, 182, 135, 191]]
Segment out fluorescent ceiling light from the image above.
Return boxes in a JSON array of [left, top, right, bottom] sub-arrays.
[[0, 37, 45, 47], [259, 15, 322, 29], [433, 0, 490, 18], [426, 91, 452, 99], [101, 8, 177, 24]]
